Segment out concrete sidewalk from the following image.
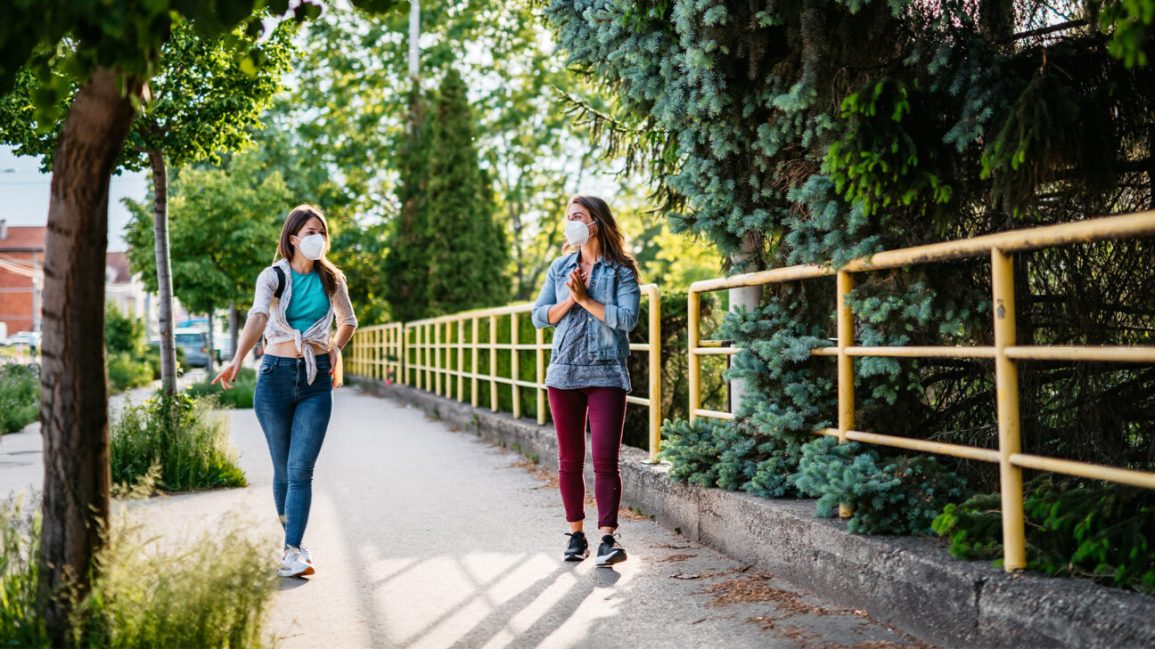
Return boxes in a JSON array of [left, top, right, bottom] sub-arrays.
[[2, 386, 932, 648]]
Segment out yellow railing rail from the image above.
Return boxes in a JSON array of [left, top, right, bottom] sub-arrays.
[[348, 284, 664, 462], [687, 210, 1155, 572]]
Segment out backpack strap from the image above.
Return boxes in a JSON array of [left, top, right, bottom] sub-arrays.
[[273, 266, 286, 300]]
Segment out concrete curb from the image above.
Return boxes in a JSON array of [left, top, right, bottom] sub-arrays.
[[356, 380, 1155, 649]]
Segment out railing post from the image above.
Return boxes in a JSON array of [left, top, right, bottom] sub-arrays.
[[434, 321, 442, 396], [536, 326, 546, 425], [489, 315, 498, 412], [648, 286, 662, 463], [837, 270, 855, 519], [401, 325, 408, 386], [423, 323, 431, 391], [471, 318, 479, 407], [457, 319, 465, 401], [388, 325, 395, 384], [688, 290, 701, 422], [511, 312, 521, 419], [375, 326, 382, 381], [992, 248, 1027, 572]]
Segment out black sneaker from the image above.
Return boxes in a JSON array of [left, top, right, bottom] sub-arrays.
[[596, 534, 627, 568], [564, 531, 589, 562]]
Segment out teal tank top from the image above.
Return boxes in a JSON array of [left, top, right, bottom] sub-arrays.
[[286, 269, 329, 332]]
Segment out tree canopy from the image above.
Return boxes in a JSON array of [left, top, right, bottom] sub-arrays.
[[123, 151, 293, 317]]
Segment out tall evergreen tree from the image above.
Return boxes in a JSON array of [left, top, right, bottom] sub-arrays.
[[426, 68, 510, 316], [383, 89, 435, 322], [385, 69, 510, 320]]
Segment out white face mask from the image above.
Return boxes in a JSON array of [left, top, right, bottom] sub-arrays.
[[565, 220, 592, 247], [296, 233, 325, 261]]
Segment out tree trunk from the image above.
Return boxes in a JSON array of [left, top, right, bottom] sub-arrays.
[[980, 0, 1015, 44], [149, 149, 177, 394], [205, 310, 215, 374], [39, 66, 140, 646], [229, 302, 240, 362], [728, 231, 763, 414]]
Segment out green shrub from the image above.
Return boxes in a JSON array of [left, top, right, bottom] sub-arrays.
[[184, 367, 257, 409], [0, 364, 39, 434], [110, 392, 246, 493], [107, 352, 154, 394], [660, 418, 725, 487], [105, 304, 147, 357], [0, 497, 275, 648], [794, 437, 966, 535], [930, 493, 1003, 561], [933, 477, 1155, 594], [105, 305, 156, 393]]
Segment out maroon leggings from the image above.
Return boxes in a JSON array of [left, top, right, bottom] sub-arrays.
[[547, 386, 628, 530]]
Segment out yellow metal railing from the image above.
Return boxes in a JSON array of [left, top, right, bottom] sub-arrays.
[[348, 285, 664, 461], [686, 210, 1155, 572]]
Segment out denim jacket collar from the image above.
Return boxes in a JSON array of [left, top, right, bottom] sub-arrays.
[[558, 250, 624, 273]]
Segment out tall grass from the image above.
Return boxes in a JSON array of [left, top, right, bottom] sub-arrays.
[[0, 497, 276, 648], [110, 392, 246, 493], [0, 495, 45, 645]]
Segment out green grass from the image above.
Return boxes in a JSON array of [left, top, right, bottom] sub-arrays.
[[184, 367, 257, 409], [0, 496, 276, 648], [0, 364, 39, 434], [110, 392, 247, 493]]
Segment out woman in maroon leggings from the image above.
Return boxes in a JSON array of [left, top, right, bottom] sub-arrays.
[[531, 196, 641, 568]]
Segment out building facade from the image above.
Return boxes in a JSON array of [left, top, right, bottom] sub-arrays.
[[0, 220, 44, 336]]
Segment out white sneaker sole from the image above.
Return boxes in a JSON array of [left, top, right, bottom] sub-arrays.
[[278, 563, 315, 578], [596, 551, 626, 568]]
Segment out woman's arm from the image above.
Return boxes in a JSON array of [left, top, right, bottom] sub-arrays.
[[532, 263, 572, 328], [212, 313, 267, 388], [213, 269, 275, 388], [572, 267, 640, 331], [332, 324, 356, 350]]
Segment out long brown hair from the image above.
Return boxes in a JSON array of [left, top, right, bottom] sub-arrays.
[[565, 195, 640, 279], [276, 204, 346, 296]]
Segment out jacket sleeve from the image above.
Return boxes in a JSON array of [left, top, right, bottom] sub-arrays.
[[246, 267, 277, 320], [332, 278, 359, 328], [603, 266, 641, 332], [531, 263, 559, 329]]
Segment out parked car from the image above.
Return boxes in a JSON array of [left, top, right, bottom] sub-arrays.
[[173, 328, 212, 368], [4, 331, 41, 350], [176, 318, 230, 360]]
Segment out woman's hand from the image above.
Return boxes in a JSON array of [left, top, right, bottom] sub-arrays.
[[329, 346, 342, 387], [564, 268, 589, 305], [211, 361, 241, 390]]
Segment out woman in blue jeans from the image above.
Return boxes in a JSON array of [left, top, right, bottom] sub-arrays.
[[532, 195, 641, 568], [213, 204, 357, 578]]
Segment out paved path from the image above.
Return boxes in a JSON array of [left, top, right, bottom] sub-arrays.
[[2, 386, 932, 649]]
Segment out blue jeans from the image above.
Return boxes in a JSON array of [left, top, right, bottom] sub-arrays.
[[253, 353, 332, 548]]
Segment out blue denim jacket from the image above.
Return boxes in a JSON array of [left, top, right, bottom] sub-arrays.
[[531, 252, 641, 361]]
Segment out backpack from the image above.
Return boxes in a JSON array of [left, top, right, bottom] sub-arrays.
[[273, 266, 286, 299]]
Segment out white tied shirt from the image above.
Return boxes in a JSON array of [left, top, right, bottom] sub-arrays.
[[246, 259, 358, 384]]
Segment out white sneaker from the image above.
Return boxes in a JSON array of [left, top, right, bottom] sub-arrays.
[[278, 546, 315, 577]]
